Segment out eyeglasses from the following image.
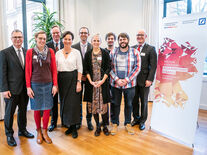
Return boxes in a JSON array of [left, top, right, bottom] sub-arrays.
[[52, 32, 60, 35], [80, 32, 88, 35], [37, 37, 46, 40], [12, 36, 23, 39], [136, 34, 145, 37]]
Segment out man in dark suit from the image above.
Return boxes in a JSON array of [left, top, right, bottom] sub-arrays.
[[131, 29, 157, 130], [72, 27, 93, 131], [47, 25, 64, 132], [0, 29, 34, 147]]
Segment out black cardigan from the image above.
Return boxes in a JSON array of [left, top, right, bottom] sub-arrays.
[[83, 48, 111, 103]]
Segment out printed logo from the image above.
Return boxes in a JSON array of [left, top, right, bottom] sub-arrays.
[[198, 18, 206, 25]]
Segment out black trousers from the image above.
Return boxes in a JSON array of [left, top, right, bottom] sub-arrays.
[[132, 85, 150, 124], [80, 83, 92, 124], [4, 89, 28, 136], [50, 93, 58, 125]]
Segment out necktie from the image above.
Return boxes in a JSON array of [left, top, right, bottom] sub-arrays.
[[82, 45, 86, 58], [17, 49, 24, 68], [55, 43, 59, 52], [137, 45, 141, 52]]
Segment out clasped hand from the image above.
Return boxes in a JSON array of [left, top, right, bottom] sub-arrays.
[[117, 79, 128, 87], [90, 80, 104, 88]]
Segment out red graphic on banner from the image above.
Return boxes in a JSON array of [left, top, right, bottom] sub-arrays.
[[154, 38, 198, 107]]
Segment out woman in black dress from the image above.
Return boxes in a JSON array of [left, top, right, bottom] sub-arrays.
[[84, 34, 111, 136]]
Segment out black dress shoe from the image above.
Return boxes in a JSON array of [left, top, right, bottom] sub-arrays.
[[103, 126, 110, 136], [18, 130, 34, 138], [72, 131, 78, 138], [76, 123, 81, 130], [139, 123, 145, 130], [94, 127, 101, 137], [48, 124, 57, 132], [65, 127, 73, 135], [7, 136, 17, 147], [87, 122, 94, 131], [131, 120, 139, 127]]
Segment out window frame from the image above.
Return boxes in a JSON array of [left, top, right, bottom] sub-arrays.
[[22, 0, 46, 49], [163, 0, 192, 17]]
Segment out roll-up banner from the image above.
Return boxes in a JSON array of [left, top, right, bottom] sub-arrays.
[[151, 13, 207, 147]]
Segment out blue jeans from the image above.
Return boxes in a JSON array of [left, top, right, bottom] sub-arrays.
[[111, 87, 135, 125]]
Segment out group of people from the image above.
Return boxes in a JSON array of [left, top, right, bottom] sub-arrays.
[[0, 25, 157, 147]]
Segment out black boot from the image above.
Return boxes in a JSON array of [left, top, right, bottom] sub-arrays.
[[93, 114, 101, 136], [65, 126, 72, 135], [102, 113, 110, 136], [71, 125, 78, 138]]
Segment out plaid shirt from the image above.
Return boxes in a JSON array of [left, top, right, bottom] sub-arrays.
[[110, 47, 141, 89]]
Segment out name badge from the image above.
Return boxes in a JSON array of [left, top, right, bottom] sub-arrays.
[[141, 53, 145, 56], [97, 56, 102, 61], [33, 55, 37, 59]]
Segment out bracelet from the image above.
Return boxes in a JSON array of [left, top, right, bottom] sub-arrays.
[[77, 80, 82, 83]]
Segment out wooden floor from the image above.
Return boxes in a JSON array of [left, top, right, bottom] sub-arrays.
[[0, 102, 206, 155]]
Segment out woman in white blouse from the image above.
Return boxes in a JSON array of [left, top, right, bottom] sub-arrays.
[[56, 31, 82, 138]]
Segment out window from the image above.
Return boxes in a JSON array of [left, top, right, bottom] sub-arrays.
[[5, 0, 45, 48], [166, 0, 188, 17], [192, 0, 207, 13]]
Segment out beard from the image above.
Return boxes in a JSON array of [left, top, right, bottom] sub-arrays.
[[119, 42, 128, 49]]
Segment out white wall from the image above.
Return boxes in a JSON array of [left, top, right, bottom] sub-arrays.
[[59, 0, 159, 48]]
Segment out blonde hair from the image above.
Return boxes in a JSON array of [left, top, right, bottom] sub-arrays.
[[91, 33, 102, 43]]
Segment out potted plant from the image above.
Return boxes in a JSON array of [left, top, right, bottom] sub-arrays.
[[29, 3, 64, 47]]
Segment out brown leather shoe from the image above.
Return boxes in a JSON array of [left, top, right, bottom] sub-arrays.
[[36, 129, 43, 144], [42, 129, 52, 144]]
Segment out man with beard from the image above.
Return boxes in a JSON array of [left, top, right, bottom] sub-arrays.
[[131, 29, 157, 130], [72, 27, 93, 131], [105, 32, 116, 53], [47, 25, 64, 132], [110, 33, 141, 135]]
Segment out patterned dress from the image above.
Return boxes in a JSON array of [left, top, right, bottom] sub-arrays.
[[88, 50, 107, 114]]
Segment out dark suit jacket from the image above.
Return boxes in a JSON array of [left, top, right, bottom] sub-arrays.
[[46, 40, 64, 53], [83, 48, 111, 103], [0, 46, 27, 95], [132, 43, 157, 87], [72, 42, 93, 75]]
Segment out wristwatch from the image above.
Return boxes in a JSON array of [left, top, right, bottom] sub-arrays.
[[77, 80, 82, 83]]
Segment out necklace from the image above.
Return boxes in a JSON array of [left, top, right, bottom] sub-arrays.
[[63, 49, 70, 55]]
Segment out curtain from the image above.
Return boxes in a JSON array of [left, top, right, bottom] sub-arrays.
[[139, 0, 159, 101], [58, 0, 77, 37], [0, 0, 7, 120]]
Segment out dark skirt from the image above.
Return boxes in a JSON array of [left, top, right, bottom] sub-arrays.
[[58, 70, 80, 126], [30, 82, 53, 111]]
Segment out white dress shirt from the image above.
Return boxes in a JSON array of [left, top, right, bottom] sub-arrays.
[[56, 48, 83, 73]]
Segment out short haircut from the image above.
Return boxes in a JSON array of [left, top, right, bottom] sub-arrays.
[[62, 31, 74, 40], [91, 33, 102, 43], [118, 32, 130, 41], [35, 30, 46, 38], [79, 27, 89, 34], [51, 25, 61, 34], [105, 32, 116, 41], [11, 29, 23, 36]]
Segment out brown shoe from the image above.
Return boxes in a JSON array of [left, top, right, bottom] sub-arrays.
[[42, 129, 52, 144], [36, 129, 43, 144]]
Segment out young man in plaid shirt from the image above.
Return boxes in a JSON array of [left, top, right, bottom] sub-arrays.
[[110, 33, 141, 135]]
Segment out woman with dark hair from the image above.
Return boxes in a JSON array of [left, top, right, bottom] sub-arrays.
[[84, 34, 111, 136], [55, 31, 82, 138], [26, 30, 58, 144]]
